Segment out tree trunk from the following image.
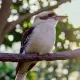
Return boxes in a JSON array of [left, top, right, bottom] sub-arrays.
[[0, 0, 12, 44]]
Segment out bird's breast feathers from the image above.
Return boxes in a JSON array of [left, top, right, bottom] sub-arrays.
[[25, 23, 56, 55]]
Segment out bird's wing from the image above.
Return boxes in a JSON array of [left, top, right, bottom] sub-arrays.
[[16, 27, 36, 74], [20, 27, 34, 53]]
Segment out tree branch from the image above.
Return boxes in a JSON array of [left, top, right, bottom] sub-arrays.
[[0, 0, 12, 34], [0, 48, 80, 62], [0, 0, 12, 44], [4, 0, 71, 34]]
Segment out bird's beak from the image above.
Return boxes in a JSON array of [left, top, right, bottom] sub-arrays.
[[54, 16, 68, 21]]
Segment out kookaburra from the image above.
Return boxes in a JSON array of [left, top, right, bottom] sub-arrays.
[[15, 11, 67, 80]]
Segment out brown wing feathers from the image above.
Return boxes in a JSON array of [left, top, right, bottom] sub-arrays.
[[20, 27, 34, 53], [21, 27, 34, 46]]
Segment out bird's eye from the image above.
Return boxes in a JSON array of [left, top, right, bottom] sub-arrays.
[[39, 16, 48, 20], [48, 13, 56, 17], [39, 12, 56, 20], [48, 13, 53, 17]]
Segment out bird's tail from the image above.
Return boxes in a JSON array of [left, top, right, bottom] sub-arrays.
[[15, 62, 37, 80], [15, 72, 26, 80]]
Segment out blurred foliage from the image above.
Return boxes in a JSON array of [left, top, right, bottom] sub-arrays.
[[0, 62, 15, 80], [0, 0, 80, 80]]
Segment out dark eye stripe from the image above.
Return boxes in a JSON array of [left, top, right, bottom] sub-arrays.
[[39, 16, 48, 20], [48, 14, 54, 17], [48, 13, 56, 17], [39, 13, 56, 20]]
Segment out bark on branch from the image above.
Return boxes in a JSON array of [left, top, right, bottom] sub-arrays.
[[0, 48, 80, 62], [0, 0, 12, 34], [4, 0, 71, 34], [0, 0, 12, 44]]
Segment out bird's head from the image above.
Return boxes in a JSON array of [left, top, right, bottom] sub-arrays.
[[33, 11, 67, 26]]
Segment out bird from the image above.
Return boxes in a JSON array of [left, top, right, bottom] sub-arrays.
[[15, 11, 67, 80]]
